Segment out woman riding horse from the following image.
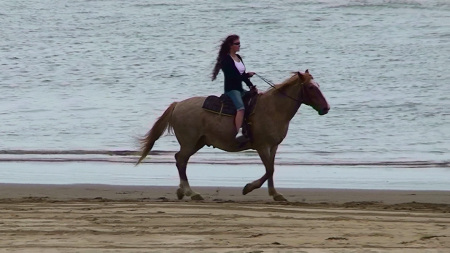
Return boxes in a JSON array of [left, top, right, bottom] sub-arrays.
[[211, 34, 257, 142], [137, 69, 330, 201]]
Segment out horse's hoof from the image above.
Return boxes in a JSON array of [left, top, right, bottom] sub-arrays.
[[176, 188, 185, 200], [242, 183, 253, 195], [191, 194, 204, 201], [273, 194, 288, 202]]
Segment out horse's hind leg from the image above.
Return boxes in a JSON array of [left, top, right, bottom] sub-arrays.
[[175, 139, 205, 201]]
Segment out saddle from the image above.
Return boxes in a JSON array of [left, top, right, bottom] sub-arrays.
[[202, 88, 258, 141]]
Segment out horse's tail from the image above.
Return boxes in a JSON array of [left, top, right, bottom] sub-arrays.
[[136, 102, 177, 165]]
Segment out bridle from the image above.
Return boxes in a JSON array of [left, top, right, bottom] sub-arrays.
[[255, 73, 305, 104]]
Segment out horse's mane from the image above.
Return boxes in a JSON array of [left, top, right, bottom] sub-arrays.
[[264, 73, 299, 94]]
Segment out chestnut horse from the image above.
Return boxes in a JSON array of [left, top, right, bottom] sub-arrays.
[[136, 70, 330, 201]]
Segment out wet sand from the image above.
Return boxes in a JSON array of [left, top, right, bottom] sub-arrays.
[[0, 184, 449, 252]]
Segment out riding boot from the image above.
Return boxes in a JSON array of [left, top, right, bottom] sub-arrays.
[[242, 121, 250, 139], [235, 135, 250, 148]]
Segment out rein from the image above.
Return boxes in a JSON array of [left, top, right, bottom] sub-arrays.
[[255, 73, 303, 103]]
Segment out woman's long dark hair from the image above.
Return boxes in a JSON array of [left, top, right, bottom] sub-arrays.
[[211, 34, 240, 81]]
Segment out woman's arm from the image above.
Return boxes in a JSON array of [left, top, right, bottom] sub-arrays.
[[242, 72, 254, 88]]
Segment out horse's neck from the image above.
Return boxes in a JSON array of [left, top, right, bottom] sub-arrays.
[[264, 85, 302, 122]]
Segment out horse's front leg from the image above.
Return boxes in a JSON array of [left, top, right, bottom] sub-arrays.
[[242, 146, 273, 195], [267, 168, 287, 202], [243, 145, 287, 201], [265, 145, 287, 201]]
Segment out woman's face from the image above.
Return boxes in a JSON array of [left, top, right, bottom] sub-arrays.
[[230, 39, 240, 53]]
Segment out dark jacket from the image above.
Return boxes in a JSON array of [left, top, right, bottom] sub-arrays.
[[221, 54, 254, 92]]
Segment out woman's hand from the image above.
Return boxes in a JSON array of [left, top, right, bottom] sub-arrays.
[[250, 85, 263, 94], [247, 72, 255, 77], [250, 85, 259, 94]]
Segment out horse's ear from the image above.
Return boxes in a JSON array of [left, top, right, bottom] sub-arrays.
[[305, 69, 309, 74], [297, 71, 305, 82]]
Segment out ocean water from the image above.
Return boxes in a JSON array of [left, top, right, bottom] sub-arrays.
[[0, 0, 449, 189]]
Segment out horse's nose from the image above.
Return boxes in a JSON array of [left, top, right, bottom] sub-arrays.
[[319, 107, 330, 115]]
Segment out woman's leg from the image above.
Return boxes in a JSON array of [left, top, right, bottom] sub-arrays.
[[235, 109, 245, 133], [225, 90, 245, 135]]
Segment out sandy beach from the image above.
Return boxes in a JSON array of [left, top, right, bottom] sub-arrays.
[[0, 184, 449, 252]]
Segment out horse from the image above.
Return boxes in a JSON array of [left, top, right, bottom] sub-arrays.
[[136, 70, 330, 201]]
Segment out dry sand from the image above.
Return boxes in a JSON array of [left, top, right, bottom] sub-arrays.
[[0, 184, 449, 252]]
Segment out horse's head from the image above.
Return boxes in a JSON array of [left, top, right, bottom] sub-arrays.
[[297, 70, 330, 115]]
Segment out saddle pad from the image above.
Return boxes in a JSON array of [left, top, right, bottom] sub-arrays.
[[202, 94, 236, 116]]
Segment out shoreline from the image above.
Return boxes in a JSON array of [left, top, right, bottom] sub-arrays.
[[2, 183, 449, 206], [1, 161, 449, 191]]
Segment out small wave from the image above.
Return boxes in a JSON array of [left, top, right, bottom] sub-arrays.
[[0, 150, 448, 168], [133, 3, 185, 8], [327, 0, 446, 10], [0, 149, 151, 156]]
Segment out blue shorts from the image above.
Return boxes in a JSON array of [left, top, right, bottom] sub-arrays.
[[225, 90, 245, 111]]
